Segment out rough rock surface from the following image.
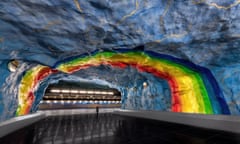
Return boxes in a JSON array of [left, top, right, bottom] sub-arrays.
[[0, 0, 240, 121]]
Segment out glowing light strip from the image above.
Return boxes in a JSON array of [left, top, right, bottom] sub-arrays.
[[16, 50, 230, 116], [41, 100, 122, 104], [50, 89, 115, 95]]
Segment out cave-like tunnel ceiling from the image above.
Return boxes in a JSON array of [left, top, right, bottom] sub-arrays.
[[0, 0, 240, 122]]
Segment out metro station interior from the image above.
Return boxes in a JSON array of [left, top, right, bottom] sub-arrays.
[[1, 0, 240, 143]]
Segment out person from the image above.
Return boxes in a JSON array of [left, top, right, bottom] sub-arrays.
[[96, 106, 99, 118]]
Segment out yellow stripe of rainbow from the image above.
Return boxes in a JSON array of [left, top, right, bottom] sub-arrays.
[[16, 50, 229, 115]]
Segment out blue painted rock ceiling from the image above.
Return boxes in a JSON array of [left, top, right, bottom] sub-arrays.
[[0, 0, 240, 121]]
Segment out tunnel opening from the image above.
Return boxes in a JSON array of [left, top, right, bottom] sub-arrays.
[[38, 80, 121, 110], [16, 50, 229, 116]]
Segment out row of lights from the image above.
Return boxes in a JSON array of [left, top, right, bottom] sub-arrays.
[[50, 89, 115, 95], [40, 100, 121, 104], [44, 95, 120, 100]]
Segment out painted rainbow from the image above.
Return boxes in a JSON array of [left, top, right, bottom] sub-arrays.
[[16, 50, 230, 115]]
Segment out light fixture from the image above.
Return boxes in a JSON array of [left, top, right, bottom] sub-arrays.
[[79, 90, 87, 94], [143, 82, 148, 88], [71, 90, 78, 93], [61, 89, 70, 93], [8, 59, 19, 72], [50, 89, 60, 93], [95, 91, 101, 94], [101, 91, 108, 95], [107, 92, 114, 95], [87, 91, 94, 94]]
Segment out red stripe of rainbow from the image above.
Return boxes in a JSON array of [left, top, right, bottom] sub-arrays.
[[16, 66, 57, 115], [56, 51, 212, 113], [16, 51, 229, 115]]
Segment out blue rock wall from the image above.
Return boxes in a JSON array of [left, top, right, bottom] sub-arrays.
[[32, 66, 171, 112], [0, 61, 11, 121], [0, 61, 35, 121], [121, 73, 170, 111], [0, 0, 240, 121]]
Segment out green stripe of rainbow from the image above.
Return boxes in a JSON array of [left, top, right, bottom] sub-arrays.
[[16, 50, 229, 115], [57, 51, 212, 113], [16, 66, 57, 115]]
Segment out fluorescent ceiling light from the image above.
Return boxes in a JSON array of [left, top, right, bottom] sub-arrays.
[[71, 90, 78, 93], [101, 91, 108, 95], [95, 91, 101, 94], [87, 91, 94, 94], [79, 90, 87, 94], [50, 89, 60, 93], [107, 92, 114, 95], [61, 89, 70, 93]]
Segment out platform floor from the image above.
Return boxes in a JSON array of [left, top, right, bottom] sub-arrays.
[[0, 113, 240, 144]]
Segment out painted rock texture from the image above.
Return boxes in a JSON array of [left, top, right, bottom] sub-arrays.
[[0, 0, 240, 121]]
